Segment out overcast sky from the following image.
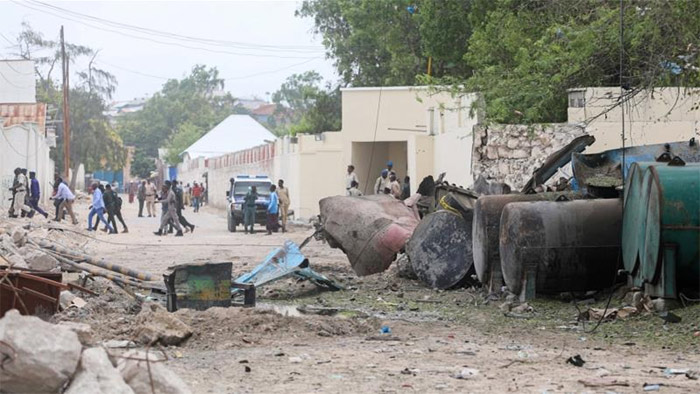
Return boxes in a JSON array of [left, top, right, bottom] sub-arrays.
[[0, 0, 337, 102]]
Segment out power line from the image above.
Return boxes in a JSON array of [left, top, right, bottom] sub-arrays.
[[12, 0, 324, 59], [29, 0, 324, 53]]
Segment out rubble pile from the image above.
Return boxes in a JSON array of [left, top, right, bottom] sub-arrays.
[[0, 310, 191, 393]]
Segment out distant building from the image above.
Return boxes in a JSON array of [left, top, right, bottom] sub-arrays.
[[237, 97, 268, 112], [176, 115, 276, 184], [0, 59, 54, 208], [105, 97, 148, 125]]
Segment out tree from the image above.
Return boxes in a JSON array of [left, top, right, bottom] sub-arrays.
[[297, 0, 474, 86], [459, 0, 700, 124], [270, 71, 341, 135], [13, 23, 124, 178], [116, 65, 242, 174]]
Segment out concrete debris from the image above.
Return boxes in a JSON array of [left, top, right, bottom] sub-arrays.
[[60, 290, 77, 309], [0, 310, 82, 393], [117, 349, 192, 394], [134, 302, 193, 346], [395, 253, 417, 280], [23, 249, 59, 271], [103, 340, 138, 349], [65, 347, 135, 394], [4, 253, 28, 269], [11, 227, 27, 247], [57, 321, 95, 345]]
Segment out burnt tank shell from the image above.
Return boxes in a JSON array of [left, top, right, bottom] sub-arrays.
[[472, 192, 582, 291], [407, 209, 474, 289], [499, 199, 622, 296]]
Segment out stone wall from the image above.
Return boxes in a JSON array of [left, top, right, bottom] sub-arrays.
[[471, 123, 586, 190]]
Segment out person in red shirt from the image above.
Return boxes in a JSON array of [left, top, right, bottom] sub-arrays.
[[192, 182, 203, 212]]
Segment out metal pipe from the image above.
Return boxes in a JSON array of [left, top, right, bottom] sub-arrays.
[[35, 239, 157, 282]]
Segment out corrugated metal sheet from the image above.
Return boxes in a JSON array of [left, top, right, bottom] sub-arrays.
[[0, 103, 47, 134]]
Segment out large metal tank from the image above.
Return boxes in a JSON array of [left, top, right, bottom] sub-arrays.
[[499, 199, 622, 298], [638, 164, 700, 296], [622, 162, 654, 284], [472, 192, 582, 291]]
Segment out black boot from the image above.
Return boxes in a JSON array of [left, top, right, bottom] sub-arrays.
[[153, 230, 163, 236], [190, 225, 195, 233], [175, 230, 183, 237]]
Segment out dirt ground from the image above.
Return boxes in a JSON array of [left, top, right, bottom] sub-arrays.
[[12, 196, 700, 393]]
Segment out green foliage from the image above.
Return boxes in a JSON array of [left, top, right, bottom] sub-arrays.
[[164, 122, 204, 164], [116, 65, 239, 172], [270, 71, 341, 135]]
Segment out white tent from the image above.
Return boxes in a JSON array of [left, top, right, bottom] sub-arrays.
[[180, 115, 276, 160]]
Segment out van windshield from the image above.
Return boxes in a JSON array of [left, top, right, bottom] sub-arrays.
[[233, 181, 271, 196]]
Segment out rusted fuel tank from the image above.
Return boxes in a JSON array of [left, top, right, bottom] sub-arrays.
[[407, 209, 473, 290], [472, 192, 582, 292], [499, 199, 622, 299]]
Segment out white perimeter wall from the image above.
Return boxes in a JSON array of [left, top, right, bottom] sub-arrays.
[[0, 123, 55, 209]]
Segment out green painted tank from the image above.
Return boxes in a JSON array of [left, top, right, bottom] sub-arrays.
[[640, 164, 700, 294], [623, 161, 700, 297]]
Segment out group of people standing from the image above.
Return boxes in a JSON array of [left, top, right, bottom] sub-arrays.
[[242, 179, 290, 235], [345, 160, 410, 200], [135, 180, 205, 218]]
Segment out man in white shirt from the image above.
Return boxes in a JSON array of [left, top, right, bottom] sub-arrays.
[[53, 177, 78, 224], [345, 164, 358, 195]]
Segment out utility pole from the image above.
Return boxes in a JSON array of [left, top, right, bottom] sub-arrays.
[[60, 26, 71, 180]]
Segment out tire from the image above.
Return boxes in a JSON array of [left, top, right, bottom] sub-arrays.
[[227, 212, 236, 232]]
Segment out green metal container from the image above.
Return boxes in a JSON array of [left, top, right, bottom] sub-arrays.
[[637, 164, 700, 297], [622, 162, 652, 282]]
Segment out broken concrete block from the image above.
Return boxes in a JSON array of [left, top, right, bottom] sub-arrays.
[[117, 350, 191, 394], [134, 302, 193, 346], [0, 310, 82, 393], [5, 253, 28, 269], [65, 347, 134, 394], [24, 250, 59, 271], [57, 321, 95, 345], [11, 228, 27, 247]]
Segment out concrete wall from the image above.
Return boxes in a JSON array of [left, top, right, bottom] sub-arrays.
[[340, 87, 480, 192], [568, 87, 700, 153], [0, 60, 36, 104], [471, 123, 586, 190], [0, 122, 55, 209]]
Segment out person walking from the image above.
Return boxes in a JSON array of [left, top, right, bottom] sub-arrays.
[[87, 183, 114, 233], [52, 178, 79, 224], [192, 182, 202, 212], [28, 171, 49, 218], [346, 164, 359, 196], [172, 180, 195, 233], [137, 180, 146, 217], [154, 181, 183, 236], [243, 185, 258, 234], [348, 180, 363, 196], [144, 179, 157, 217], [277, 179, 290, 232], [9, 168, 35, 218], [374, 169, 390, 195], [266, 184, 279, 235], [102, 184, 120, 233]]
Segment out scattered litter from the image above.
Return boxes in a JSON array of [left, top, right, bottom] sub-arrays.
[[380, 325, 391, 334], [511, 303, 534, 314], [643, 383, 661, 391], [289, 356, 303, 364], [453, 368, 479, 380], [401, 367, 419, 376], [686, 371, 699, 380], [566, 354, 585, 367], [658, 311, 682, 324], [578, 378, 629, 388], [663, 368, 689, 376], [244, 366, 251, 373]]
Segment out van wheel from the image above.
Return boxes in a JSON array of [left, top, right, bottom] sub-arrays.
[[227, 213, 236, 232]]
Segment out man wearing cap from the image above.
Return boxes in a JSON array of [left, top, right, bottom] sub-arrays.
[[386, 161, 394, 174], [374, 169, 390, 195], [345, 165, 358, 196]]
